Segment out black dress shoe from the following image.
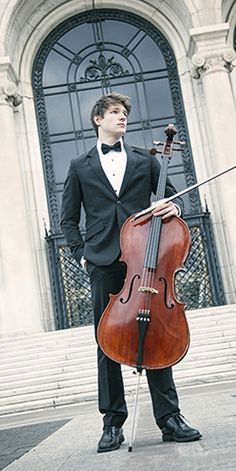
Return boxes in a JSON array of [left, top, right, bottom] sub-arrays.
[[97, 426, 125, 453], [161, 415, 202, 442]]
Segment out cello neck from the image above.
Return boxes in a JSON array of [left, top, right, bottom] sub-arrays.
[[143, 125, 176, 270], [156, 156, 170, 201]]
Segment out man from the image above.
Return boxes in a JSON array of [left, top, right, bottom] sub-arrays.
[[61, 92, 201, 453]]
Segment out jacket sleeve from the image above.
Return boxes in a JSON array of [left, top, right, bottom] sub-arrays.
[[60, 160, 84, 264]]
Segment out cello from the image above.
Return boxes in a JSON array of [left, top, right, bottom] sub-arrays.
[[97, 124, 191, 373]]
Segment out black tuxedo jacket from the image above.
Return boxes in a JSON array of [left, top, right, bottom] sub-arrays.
[[61, 144, 184, 266]]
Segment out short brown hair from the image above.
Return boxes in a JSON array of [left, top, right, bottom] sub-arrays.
[[90, 92, 131, 136]]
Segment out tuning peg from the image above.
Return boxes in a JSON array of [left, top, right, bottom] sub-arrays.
[[173, 140, 185, 146], [150, 148, 164, 155], [153, 141, 164, 146]]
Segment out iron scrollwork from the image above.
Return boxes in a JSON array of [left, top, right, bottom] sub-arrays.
[[80, 52, 129, 82]]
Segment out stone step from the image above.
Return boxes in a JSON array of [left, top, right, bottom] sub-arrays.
[[0, 342, 235, 389], [0, 334, 236, 385], [0, 315, 235, 360], [0, 332, 235, 377], [0, 304, 234, 347], [0, 352, 236, 401], [0, 305, 235, 417], [0, 366, 236, 417], [1, 319, 235, 351]]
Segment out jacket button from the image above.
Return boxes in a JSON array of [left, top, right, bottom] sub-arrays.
[[117, 200, 121, 205]]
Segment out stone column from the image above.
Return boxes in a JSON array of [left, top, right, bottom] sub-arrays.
[[0, 57, 43, 335], [190, 24, 236, 302]]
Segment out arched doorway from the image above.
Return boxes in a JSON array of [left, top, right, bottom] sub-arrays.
[[33, 9, 224, 328]]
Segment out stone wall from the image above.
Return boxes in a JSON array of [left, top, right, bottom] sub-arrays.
[[0, 0, 235, 335]]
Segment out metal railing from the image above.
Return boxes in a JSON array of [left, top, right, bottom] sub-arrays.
[[46, 212, 225, 329]]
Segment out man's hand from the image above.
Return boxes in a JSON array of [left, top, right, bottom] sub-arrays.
[[151, 199, 180, 219]]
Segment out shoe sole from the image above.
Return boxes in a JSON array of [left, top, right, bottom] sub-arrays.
[[162, 433, 202, 443]]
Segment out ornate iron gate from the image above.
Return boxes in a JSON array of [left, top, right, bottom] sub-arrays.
[[33, 9, 225, 329]]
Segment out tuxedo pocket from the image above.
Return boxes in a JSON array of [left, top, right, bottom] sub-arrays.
[[85, 220, 105, 241]]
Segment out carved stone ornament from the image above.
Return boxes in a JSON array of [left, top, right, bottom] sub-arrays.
[[190, 48, 236, 79], [0, 80, 23, 107]]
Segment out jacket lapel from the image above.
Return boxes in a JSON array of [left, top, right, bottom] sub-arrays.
[[87, 146, 117, 196]]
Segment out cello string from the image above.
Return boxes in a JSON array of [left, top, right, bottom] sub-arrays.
[[140, 155, 169, 323]]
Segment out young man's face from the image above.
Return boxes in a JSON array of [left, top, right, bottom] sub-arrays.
[[94, 103, 128, 141]]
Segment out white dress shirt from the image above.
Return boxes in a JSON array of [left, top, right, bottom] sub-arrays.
[[97, 139, 127, 196]]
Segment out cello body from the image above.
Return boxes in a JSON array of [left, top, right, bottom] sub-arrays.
[[98, 124, 191, 371], [97, 210, 191, 370]]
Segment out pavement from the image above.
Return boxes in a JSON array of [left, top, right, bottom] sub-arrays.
[[0, 380, 236, 471]]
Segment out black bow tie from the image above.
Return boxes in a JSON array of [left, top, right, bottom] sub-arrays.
[[101, 141, 121, 154]]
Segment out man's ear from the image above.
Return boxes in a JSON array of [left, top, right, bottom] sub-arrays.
[[94, 115, 102, 126]]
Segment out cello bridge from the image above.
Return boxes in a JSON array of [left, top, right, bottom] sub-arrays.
[[138, 286, 158, 295]]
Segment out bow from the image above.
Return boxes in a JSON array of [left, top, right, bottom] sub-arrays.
[[101, 141, 121, 154]]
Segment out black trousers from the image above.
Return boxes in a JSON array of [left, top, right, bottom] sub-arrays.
[[87, 258, 180, 429]]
